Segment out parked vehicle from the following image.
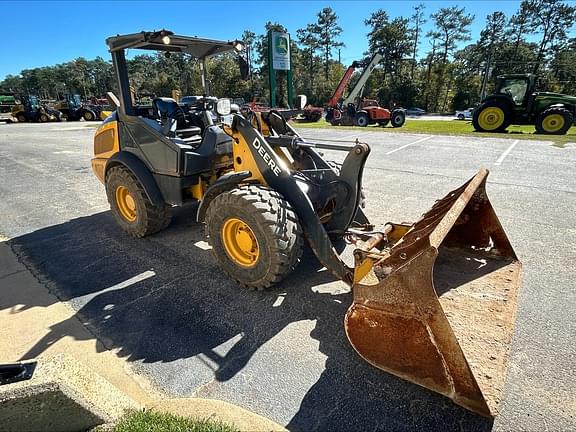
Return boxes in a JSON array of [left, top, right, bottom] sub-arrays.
[[324, 50, 405, 127], [405, 107, 426, 116], [456, 108, 474, 120], [54, 94, 103, 121], [11, 95, 62, 122], [473, 73, 576, 134], [0, 94, 17, 123]]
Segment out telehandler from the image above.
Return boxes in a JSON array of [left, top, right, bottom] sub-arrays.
[[92, 30, 522, 417], [305, 50, 406, 128]]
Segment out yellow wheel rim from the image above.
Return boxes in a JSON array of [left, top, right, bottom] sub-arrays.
[[115, 186, 137, 222], [221, 217, 259, 267], [478, 107, 505, 130], [542, 114, 564, 133]]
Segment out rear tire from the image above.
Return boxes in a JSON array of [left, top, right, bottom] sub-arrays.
[[391, 110, 405, 127], [458, 114, 465, 120], [105, 166, 171, 238], [39, 114, 49, 122], [354, 112, 369, 127], [17, 114, 26, 123], [535, 107, 573, 135], [83, 110, 95, 121], [205, 185, 303, 290], [472, 101, 511, 132]]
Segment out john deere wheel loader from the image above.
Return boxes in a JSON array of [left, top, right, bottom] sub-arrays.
[[55, 94, 103, 121], [92, 30, 522, 417], [12, 95, 62, 123]]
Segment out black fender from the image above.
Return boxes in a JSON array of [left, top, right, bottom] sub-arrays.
[[480, 95, 515, 111], [544, 103, 570, 111], [196, 171, 251, 222], [105, 151, 165, 207]]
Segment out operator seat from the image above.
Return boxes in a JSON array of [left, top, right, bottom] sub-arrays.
[[152, 97, 201, 142]]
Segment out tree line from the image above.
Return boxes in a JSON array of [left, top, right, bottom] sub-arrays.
[[1, 0, 575, 112]]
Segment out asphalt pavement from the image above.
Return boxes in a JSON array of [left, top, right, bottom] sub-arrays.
[[0, 122, 574, 431]]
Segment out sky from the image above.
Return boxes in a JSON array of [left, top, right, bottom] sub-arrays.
[[0, 0, 558, 80]]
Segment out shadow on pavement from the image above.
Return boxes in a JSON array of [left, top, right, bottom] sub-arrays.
[[7, 208, 493, 432]]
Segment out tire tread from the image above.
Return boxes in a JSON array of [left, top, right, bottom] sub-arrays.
[[205, 185, 303, 290]]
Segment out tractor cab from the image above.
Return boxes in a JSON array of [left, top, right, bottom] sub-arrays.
[[21, 95, 39, 111], [494, 74, 536, 107], [66, 94, 82, 109]]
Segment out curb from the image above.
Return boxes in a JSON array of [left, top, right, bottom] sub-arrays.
[[0, 239, 285, 431]]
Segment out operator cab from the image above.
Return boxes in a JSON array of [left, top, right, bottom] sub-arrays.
[[496, 75, 534, 106], [97, 30, 246, 189], [22, 95, 39, 111], [66, 94, 82, 109]]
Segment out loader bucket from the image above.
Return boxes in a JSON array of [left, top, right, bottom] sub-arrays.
[[345, 169, 521, 417]]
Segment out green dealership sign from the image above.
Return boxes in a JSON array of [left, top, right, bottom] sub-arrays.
[[267, 30, 293, 108], [271, 31, 290, 71]]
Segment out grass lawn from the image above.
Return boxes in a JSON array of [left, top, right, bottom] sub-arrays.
[[95, 410, 239, 432], [292, 118, 576, 146]]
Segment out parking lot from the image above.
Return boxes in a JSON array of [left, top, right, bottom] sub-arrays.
[[1, 121, 575, 431]]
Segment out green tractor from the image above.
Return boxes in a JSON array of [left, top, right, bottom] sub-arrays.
[[473, 74, 576, 135]]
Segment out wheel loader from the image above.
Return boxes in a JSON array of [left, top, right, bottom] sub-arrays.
[[54, 94, 103, 121], [11, 95, 62, 123], [92, 30, 522, 417]]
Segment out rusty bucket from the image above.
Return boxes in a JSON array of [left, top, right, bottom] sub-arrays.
[[345, 169, 522, 417]]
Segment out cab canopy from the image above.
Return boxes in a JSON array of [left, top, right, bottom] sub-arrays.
[[106, 30, 243, 59]]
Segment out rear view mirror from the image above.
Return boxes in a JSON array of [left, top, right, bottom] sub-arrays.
[[216, 98, 231, 116], [295, 94, 307, 110], [239, 56, 249, 81]]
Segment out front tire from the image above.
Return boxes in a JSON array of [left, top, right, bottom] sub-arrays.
[[535, 107, 573, 135], [458, 114, 465, 120], [391, 110, 406, 128], [105, 166, 171, 237], [83, 110, 95, 121], [39, 113, 49, 122], [472, 101, 511, 132], [205, 185, 303, 290], [354, 112, 369, 127], [17, 114, 26, 123], [379, 119, 390, 127]]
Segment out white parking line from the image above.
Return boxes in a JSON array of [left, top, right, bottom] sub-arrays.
[[385, 136, 433, 155], [495, 140, 520, 166]]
